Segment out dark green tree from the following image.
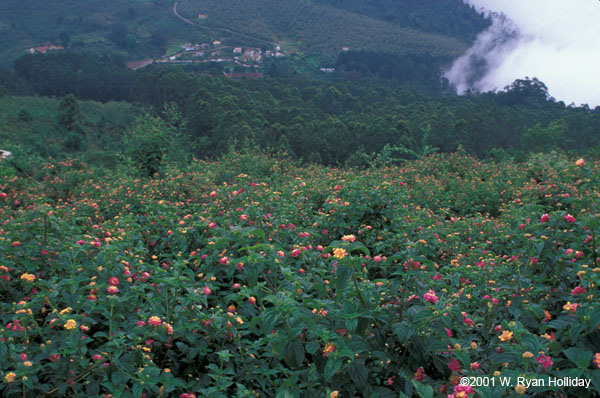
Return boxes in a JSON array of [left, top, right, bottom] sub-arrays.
[[59, 31, 70, 47], [123, 113, 171, 177], [58, 94, 81, 131], [109, 24, 129, 48], [521, 121, 566, 153], [18, 109, 32, 122]]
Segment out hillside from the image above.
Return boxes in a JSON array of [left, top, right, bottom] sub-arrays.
[[315, 0, 490, 42], [3, 68, 600, 168], [0, 95, 139, 160], [0, 0, 488, 68], [0, 0, 208, 67], [176, 0, 474, 59]]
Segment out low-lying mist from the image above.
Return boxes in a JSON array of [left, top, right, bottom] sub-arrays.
[[446, 0, 600, 107]]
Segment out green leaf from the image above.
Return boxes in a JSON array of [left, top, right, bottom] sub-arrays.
[[276, 388, 295, 398], [283, 340, 305, 369], [412, 380, 433, 398], [324, 358, 342, 382], [306, 341, 320, 355], [336, 264, 354, 295], [246, 227, 266, 241], [345, 318, 358, 332], [261, 308, 280, 334], [85, 381, 100, 396], [392, 322, 415, 343], [348, 337, 370, 354], [589, 309, 600, 329], [350, 242, 370, 256], [473, 385, 505, 398], [175, 341, 188, 353], [490, 352, 517, 365], [348, 361, 367, 389], [563, 347, 593, 369], [372, 387, 399, 398], [451, 273, 461, 287], [547, 318, 570, 330], [58, 383, 69, 395], [250, 243, 274, 251], [188, 346, 199, 360], [527, 304, 546, 320], [412, 308, 433, 323], [132, 383, 144, 398], [110, 371, 130, 386], [355, 316, 370, 335], [455, 351, 470, 368], [590, 369, 600, 391]]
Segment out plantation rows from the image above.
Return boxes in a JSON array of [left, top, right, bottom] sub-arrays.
[[1, 152, 599, 397]]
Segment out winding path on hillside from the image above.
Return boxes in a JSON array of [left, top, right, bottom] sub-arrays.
[[173, 1, 279, 46]]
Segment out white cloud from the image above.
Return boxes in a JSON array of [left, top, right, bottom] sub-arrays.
[[446, 0, 600, 106]]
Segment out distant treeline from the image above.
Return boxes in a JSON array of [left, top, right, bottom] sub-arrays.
[[334, 51, 454, 93], [12, 53, 135, 102], [315, 0, 490, 42], [2, 52, 599, 165], [175, 0, 475, 59]]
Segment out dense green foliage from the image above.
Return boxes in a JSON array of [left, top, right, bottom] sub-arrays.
[[0, 95, 139, 164], [13, 53, 136, 102], [0, 0, 209, 67], [0, 0, 487, 70], [1, 151, 600, 397], [3, 56, 600, 166], [2, 0, 594, 169], [334, 50, 454, 92], [315, 0, 490, 41], [2, 2, 600, 396], [177, 0, 470, 60]]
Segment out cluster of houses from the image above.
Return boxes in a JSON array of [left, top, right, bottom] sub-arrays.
[[163, 42, 285, 65], [124, 41, 288, 77], [176, 42, 284, 63], [180, 42, 212, 53], [232, 46, 285, 62], [26, 43, 64, 54]]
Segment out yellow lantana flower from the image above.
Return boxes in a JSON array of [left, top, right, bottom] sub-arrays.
[[64, 319, 77, 330], [498, 330, 513, 342], [333, 248, 347, 259]]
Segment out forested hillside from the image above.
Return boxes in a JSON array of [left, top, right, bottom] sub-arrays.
[[0, 0, 207, 66], [0, 0, 488, 68], [315, 0, 490, 41], [176, 0, 476, 59], [0, 94, 139, 165], [0, 0, 597, 168], [2, 57, 599, 169]]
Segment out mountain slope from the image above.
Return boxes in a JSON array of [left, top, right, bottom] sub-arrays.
[[0, 0, 489, 68], [314, 0, 490, 42], [177, 0, 473, 57], [0, 0, 207, 66], [0, 95, 138, 159]]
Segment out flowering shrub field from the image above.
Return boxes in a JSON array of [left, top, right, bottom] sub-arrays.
[[1, 152, 600, 397]]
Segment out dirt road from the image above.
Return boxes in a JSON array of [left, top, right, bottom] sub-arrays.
[[173, 1, 279, 46]]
